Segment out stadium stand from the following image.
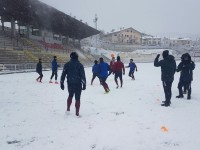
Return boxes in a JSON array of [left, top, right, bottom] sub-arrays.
[[0, 0, 101, 72]]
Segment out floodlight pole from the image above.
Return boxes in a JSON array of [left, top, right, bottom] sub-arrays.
[[93, 14, 98, 50]]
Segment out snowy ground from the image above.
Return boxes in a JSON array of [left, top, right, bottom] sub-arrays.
[[0, 62, 200, 150]]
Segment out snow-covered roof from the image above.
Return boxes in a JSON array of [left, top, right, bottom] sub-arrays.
[[169, 38, 191, 41], [105, 27, 141, 36], [142, 36, 161, 39]]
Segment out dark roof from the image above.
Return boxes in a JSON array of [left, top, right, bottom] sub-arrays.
[[0, 0, 100, 39]]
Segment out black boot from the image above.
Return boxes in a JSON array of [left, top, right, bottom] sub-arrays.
[[187, 95, 191, 100], [176, 95, 184, 98], [177, 87, 184, 98], [162, 101, 171, 105], [187, 88, 191, 100], [161, 103, 170, 107]]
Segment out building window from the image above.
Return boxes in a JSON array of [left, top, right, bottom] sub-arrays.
[[127, 35, 129, 37]]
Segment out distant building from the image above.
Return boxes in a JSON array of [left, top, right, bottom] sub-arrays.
[[141, 36, 161, 46], [104, 27, 142, 45], [163, 37, 192, 47]]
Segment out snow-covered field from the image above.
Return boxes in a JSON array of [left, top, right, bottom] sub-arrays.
[[0, 62, 200, 150]]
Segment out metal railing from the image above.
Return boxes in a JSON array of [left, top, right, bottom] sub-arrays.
[[0, 62, 92, 75], [0, 63, 37, 73]]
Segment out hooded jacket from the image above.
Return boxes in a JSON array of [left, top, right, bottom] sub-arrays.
[[60, 59, 86, 85], [177, 60, 195, 81], [154, 55, 176, 82]]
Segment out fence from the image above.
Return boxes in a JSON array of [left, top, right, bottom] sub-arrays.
[[0, 62, 91, 75], [0, 63, 55, 74], [0, 63, 37, 74]]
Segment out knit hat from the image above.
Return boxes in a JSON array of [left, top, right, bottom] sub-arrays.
[[94, 60, 98, 64], [70, 52, 78, 60]]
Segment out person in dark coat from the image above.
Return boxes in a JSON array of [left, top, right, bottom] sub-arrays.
[[113, 56, 125, 88], [176, 53, 195, 99], [49, 56, 58, 84], [181, 54, 188, 94], [91, 60, 101, 85], [126, 59, 137, 80], [154, 50, 176, 107], [36, 58, 43, 82], [99, 57, 110, 93], [60, 52, 86, 116]]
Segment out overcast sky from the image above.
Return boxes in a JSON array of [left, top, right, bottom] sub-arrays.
[[39, 0, 200, 37]]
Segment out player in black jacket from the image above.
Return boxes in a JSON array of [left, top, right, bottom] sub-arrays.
[[154, 50, 176, 107], [60, 52, 86, 116], [176, 53, 195, 99], [36, 58, 43, 83]]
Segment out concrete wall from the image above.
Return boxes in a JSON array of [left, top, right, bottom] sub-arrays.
[[29, 29, 62, 44]]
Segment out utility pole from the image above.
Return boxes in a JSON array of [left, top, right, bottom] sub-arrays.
[[93, 14, 98, 30], [93, 14, 98, 50]]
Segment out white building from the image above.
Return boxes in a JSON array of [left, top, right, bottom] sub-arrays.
[[104, 27, 142, 45], [141, 36, 161, 46], [163, 37, 192, 47]]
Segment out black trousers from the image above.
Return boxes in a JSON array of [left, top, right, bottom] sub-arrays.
[[129, 70, 134, 77], [162, 81, 173, 105], [50, 70, 58, 80], [178, 81, 191, 96], [68, 83, 82, 100], [115, 72, 122, 81], [100, 77, 109, 91], [37, 72, 43, 78], [91, 73, 100, 82]]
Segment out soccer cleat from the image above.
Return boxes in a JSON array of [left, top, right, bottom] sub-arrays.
[[55, 81, 59, 84], [116, 85, 119, 89], [104, 89, 110, 94], [65, 111, 70, 116], [176, 95, 184, 98], [49, 81, 53, 83], [187, 95, 191, 100]]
